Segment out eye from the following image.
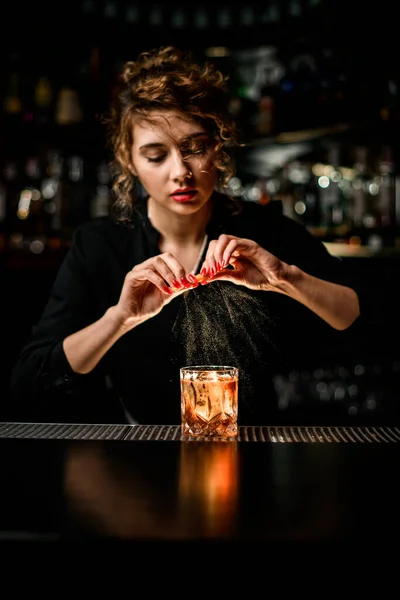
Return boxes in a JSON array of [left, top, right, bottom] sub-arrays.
[[181, 138, 212, 158], [194, 143, 209, 155], [147, 155, 165, 163]]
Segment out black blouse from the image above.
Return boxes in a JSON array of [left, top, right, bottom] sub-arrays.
[[9, 194, 363, 425]]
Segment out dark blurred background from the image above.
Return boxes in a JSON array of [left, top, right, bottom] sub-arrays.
[[1, 0, 400, 423]]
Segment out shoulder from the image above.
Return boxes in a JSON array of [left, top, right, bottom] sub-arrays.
[[65, 216, 140, 272]]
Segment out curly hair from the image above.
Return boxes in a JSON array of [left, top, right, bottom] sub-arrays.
[[103, 45, 241, 221]]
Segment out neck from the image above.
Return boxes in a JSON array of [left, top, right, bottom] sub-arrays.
[[147, 197, 213, 245]]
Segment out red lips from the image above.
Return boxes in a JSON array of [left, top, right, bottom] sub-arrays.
[[171, 188, 197, 202], [171, 188, 196, 195]]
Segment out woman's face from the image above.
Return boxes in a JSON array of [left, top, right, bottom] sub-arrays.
[[130, 110, 218, 216]]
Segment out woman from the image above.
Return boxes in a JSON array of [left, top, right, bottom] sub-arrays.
[[9, 46, 360, 425]]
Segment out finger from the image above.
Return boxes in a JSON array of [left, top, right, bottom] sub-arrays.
[[194, 272, 217, 286], [186, 273, 199, 288], [157, 254, 199, 290], [210, 234, 237, 270], [199, 235, 244, 278], [150, 253, 187, 289], [138, 254, 193, 291], [200, 239, 218, 278], [221, 238, 240, 267], [129, 268, 173, 296], [206, 267, 241, 284], [132, 253, 188, 289], [202, 235, 240, 275]]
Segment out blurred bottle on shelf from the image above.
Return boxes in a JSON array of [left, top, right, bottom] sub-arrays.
[[33, 76, 54, 127], [230, 46, 284, 141], [395, 154, 400, 228], [0, 173, 7, 250], [2, 52, 24, 128], [6, 156, 44, 250], [317, 143, 348, 234], [42, 150, 64, 237], [55, 87, 83, 126], [350, 146, 371, 231], [3, 72, 23, 125], [91, 160, 112, 218], [278, 160, 321, 228], [62, 154, 90, 237], [376, 145, 396, 229], [0, 162, 18, 245], [255, 53, 284, 137], [380, 76, 399, 131]]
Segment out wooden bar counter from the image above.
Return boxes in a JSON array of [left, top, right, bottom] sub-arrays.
[[1, 422, 400, 546]]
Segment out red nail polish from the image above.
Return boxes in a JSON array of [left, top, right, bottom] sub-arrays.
[[180, 277, 191, 288]]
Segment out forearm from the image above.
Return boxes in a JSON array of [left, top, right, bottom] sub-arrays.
[[63, 307, 141, 374], [273, 265, 360, 330]]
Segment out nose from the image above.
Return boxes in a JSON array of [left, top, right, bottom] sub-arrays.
[[171, 150, 192, 182]]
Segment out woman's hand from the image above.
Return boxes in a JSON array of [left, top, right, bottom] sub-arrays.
[[198, 234, 289, 291], [114, 253, 198, 329], [62, 254, 199, 375]]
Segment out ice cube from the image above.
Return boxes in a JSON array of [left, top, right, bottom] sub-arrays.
[[196, 371, 217, 382]]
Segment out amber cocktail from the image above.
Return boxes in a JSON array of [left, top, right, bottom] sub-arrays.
[[180, 366, 239, 440]]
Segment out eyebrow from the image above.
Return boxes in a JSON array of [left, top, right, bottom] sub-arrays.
[[138, 132, 209, 151]]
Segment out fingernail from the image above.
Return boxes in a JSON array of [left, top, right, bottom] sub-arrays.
[[163, 285, 172, 295], [200, 267, 207, 276], [180, 276, 191, 288], [172, 279, 182, 289], [187, 274, 198, 285]]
